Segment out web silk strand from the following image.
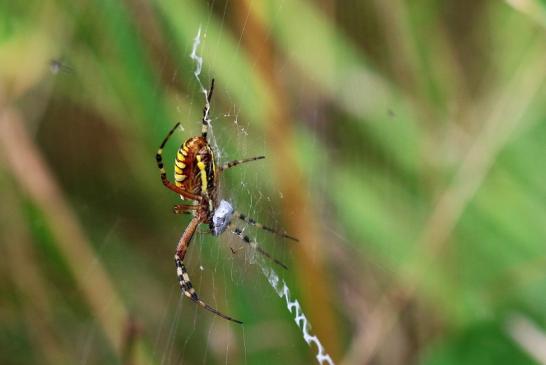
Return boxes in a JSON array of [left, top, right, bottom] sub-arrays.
[[260, 264, 335, 365], [190, 26, 204, 90]]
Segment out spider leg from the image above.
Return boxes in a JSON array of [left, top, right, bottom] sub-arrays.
[[233, 211, 298, 241], [230, 226, 288, 270], [172, 204, 197, 215], [220, 156, 265, 171], [172, 206, 211, 234], [201, 79, 215, 139], [156, 123, 203, 201], [175, 216, 243, 324]]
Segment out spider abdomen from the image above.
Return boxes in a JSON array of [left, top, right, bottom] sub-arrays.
[[174, 136, 217, 198]]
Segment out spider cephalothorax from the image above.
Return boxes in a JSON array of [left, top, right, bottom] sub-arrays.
[[156, 80, 297, 323]]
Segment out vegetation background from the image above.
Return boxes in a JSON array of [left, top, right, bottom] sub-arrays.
[[1, 0, 546, 364]]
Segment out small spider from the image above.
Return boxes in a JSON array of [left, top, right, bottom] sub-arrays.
[[156, 79, 297, 323]]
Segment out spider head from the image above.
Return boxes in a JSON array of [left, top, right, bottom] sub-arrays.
[[211, 200, 233, 236]]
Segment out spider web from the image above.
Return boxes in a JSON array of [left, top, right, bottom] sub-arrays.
[[0, 1, 343, 364], [157, 6, 334, 365]]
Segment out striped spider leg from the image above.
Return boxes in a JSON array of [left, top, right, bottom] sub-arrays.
[[174, 201, 297, 270], [174, 209, 243, 323]]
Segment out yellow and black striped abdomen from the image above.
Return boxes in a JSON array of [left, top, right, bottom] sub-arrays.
[[173, 143, 189, 188], [174, 136, 217, 198]]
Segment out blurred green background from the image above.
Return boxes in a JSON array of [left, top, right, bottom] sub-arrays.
[[2, 0, 546, 364]]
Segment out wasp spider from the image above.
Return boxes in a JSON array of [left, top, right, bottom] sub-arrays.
[[156, 80, 297, 323]]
